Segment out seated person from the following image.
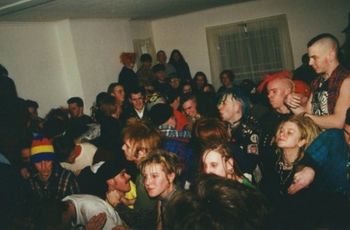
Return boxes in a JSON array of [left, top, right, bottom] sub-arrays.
[[23, 135, 79, 203], [165, 174, 270, 230], [139, 150, 183, 230], [33, 194, 126, 229], [53, 135, 117, 175], [66, 97, 93, 139]]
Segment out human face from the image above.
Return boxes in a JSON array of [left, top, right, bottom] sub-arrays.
[[122, 139, 136, 162], [34, 160, 53, 182], [221, 74, 232, 88], [68, 103, 83, 118], [122, 139, 147, 164], [172, 52, 181, 61], [195, 75, 206, 89], [182, 99, 198, 118], [143, 61, 152, 69], [267, 79, 289, 110], [106, 170, 131, 193], [169, 77, 180, 89], [157, 51, 167, 64], [112, 86, 125, 103], [143, 163, 175, 198], [308, 43, 330, 75], [28, 107, 38, 118], [182, 85, 192, 94], [202, 150, 232, 178], [276, 121, 304, 150], [217, 94, 242, 124], [130, 93, 145, 112], [155, 71, 166, 83]]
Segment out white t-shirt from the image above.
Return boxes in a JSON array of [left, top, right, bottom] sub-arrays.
[[60, 143, 97, 175], [63, 194, 123, 230]]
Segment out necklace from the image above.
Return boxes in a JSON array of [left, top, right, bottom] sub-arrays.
[[275, 154, 297, 195]]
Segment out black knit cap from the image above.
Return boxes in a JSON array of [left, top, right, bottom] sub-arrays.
[[149, 103, 173, 126], [97, 161, 126, 182]]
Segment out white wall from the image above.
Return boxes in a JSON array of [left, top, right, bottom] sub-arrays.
[[0, 19, 133, 116], [1, 0, 349, 115], [151, 0, 350, 84], [68, 19, 133, 113], [0, 22, 69, 116]]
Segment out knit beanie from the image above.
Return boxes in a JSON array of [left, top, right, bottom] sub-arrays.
[[31, 136, 55, 163], [149, 103, 173, 127]]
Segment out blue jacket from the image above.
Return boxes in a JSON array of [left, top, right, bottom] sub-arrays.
[[304, 129, 349, 195]]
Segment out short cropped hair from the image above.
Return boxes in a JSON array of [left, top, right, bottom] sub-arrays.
[[152, 63, 166, 73], [220, 69, 235, 82], [26, 99, 39, 109], [307, 33, 339, 49], [140, 53, 152, 63], [180, 93, 197, 107], [107, 82, 123, 94], [67, 97, 84, 107], [128, 87, 145, 98]]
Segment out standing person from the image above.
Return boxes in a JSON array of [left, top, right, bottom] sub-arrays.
[[260, 115, 321, 229], [287, 33, 350, 129], [192, 71, 208, 93], [118, 52, 138, 95], [156, 50, 176, 79], [107, 82, 126, 118], [169, 49, 191, 83], [137, 53, 155, 88], [139, 150, 183, 230], [152, 64, 172, 96]]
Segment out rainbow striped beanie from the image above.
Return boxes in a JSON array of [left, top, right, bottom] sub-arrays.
[[31, 136, 55, 163]]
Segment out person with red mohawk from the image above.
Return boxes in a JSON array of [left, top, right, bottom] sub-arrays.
[[257, 70, 294, 146]]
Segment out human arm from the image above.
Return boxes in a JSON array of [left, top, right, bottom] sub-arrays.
[[285, 92, 312, 115], [306, 77, 350, 129], [85, 212, 107, 230], [288, 166, 315, 194], [106, 190, 122, 208]]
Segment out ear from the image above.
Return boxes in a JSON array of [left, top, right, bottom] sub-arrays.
[[297, 139, 306, 148], [137, 149, 147, 161], [167, 172, 176, 184]]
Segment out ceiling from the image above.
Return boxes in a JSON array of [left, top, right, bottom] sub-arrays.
[[0, 0, 251, 21]]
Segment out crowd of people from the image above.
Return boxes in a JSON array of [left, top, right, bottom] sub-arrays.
[[0, 32, 350, 230]]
